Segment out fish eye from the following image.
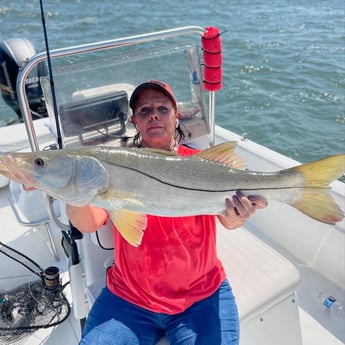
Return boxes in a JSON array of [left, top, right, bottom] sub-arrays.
[[34, 157, 45, 167]]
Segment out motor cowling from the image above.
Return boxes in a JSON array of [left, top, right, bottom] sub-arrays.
[[0, 38, 48, 121]]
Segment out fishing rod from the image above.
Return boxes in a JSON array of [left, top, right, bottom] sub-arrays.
[[39, 0, 63, 150], [38, 1, 87, 328]]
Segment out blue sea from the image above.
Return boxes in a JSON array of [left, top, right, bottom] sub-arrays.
[[0, 0, 344, 164]]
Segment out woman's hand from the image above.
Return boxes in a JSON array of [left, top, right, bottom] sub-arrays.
[[217, 190, 268, 230]]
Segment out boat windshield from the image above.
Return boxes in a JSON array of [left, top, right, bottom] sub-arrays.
[[41, 41, 209, 148]]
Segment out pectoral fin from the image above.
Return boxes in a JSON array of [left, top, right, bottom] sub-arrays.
[[109, 209, 147, 247], [99, 188, 143, 204]]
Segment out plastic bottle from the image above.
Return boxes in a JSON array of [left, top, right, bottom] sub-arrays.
[[319, 293, 343, 315], [0, 294, 8, 304]]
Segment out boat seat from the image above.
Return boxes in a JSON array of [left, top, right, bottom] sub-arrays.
[[79, 219, 301, 345]]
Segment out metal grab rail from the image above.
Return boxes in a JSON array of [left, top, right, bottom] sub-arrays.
[[16, 25, 212, 152]]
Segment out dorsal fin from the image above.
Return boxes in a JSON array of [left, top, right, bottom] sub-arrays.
[[196, 141, 246, 170], [142, 141, 246, 169]]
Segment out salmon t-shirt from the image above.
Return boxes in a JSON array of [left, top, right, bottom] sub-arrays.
[[106, 145, 226, 314]]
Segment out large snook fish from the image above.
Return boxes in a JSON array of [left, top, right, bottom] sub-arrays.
[[0, 142, 344, 246]]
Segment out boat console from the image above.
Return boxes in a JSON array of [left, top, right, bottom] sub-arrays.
[[59, 89, 128, 143]]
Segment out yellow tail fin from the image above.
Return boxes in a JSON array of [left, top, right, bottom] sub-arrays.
[[292, 154, 345, 224]]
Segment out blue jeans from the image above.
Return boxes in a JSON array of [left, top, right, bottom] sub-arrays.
[[80, 279, 239, 345]]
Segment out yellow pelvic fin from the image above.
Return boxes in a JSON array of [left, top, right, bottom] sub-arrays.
[[292, 154, 345, 224], [196, 141, 247, 170], [109, 209, 148, 247], [99, 189, 147, 246]]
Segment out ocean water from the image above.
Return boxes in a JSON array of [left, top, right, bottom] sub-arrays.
[[0, 0, 344, 164]]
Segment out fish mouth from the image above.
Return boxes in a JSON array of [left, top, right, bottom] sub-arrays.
[[0, 156, 10, 175], [0, 155, 36, 186]]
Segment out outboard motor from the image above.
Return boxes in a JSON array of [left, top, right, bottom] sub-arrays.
[[0, 38, 48, 121]]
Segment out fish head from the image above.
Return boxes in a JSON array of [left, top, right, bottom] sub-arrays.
[[0, 151, 75, 188], [0, 150, 109, 205]]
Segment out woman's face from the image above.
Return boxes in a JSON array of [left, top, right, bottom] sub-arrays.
[[132, 89, 178, 150]]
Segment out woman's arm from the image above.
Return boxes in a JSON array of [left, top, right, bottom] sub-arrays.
[[23, 185, 108, 233], [66, 204, 108, 233]]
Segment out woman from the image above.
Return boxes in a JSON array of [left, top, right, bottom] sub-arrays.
[[69, 80, 267, 345]]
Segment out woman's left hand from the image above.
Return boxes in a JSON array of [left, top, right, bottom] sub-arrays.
[[217, 190, 268, 230]]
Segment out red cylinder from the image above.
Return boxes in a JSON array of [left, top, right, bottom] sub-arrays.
[[202, 27, 222, 91], [203, 50, 222, 68], [202, 27, 222, 53], [204, 67, 222, 91]]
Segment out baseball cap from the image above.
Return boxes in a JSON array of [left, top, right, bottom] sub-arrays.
[[129, 80, 177, 111]]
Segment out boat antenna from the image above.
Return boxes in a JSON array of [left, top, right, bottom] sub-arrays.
[[39, 0, 63, 149]]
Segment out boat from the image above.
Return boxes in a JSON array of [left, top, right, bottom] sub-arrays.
[[0, 25, 344, 345]]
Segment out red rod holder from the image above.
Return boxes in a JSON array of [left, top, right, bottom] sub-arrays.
[[202, 27, 222, 91]]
